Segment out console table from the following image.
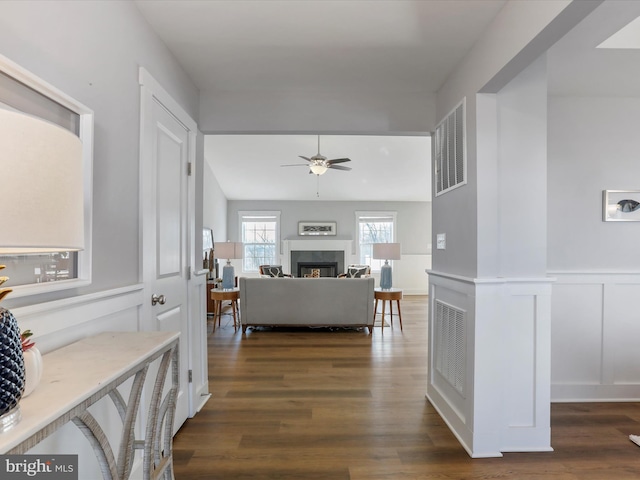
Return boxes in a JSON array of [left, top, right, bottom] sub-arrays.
[[0, 331, 179, 480]]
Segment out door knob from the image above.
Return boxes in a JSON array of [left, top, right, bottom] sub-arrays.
[[151, 294, 166, 306]]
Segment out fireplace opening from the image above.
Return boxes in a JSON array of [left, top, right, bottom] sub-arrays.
[[298, 262, 338, 278], [291, 250, 344, 278]]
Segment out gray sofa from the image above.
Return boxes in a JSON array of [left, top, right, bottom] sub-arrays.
[[239, 277, 375, 333]]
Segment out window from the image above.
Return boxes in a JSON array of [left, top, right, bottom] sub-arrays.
[[239, 211, 280, 273], [0, 55, 93, 296], [356, 211, 397, 271], [434, 99, 466, 196]]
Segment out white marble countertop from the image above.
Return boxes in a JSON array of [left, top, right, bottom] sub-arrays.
[[0, 331, 180, 454]]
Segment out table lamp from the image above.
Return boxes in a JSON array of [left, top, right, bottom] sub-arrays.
[[216, 242, 243, 289], [0, 108, 84, 431], [372, 243, 401, 290]]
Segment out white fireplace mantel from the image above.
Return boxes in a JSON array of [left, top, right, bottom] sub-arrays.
[[282, 239, 353, 275]]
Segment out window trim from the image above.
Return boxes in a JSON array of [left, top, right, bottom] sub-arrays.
[[238, 210, 281, 273], [355, 211, 397, 272], [0, 54, 93, 298]]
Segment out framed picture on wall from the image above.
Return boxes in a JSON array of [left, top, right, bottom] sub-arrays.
[[603, 190, 640, 222], [298, 221, 337, 236]]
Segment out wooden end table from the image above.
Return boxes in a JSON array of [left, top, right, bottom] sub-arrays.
[[210, 287, 240, 331], [374, 288, 403, 332]]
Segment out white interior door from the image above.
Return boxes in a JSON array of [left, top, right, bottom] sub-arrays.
[[140, 69, 196, 431]]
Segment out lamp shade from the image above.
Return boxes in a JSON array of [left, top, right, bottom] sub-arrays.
[[372, 243, 401, 260], [0, 109, 84, 253], [216, 241, 243, 260]]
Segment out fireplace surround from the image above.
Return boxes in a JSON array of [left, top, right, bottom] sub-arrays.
[[282, 239, 353, 278]]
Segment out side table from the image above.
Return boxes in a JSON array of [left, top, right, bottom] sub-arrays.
[[210, 288, 240, 330], [374, 288, 403, 332]]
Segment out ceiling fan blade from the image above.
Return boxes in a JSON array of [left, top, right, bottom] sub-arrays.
[[299, 156, 314, 162], [328, 165, 352, 171], [280, 163, 308, 167], [326, 158, 351, 165]]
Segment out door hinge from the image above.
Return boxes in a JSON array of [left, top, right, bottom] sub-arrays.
[[187, 162, 192, 176], [188, 369, 193, 383], [185, 265, 191, 279]]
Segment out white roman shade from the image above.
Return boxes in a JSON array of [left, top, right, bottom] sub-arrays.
[[0, 109, 84, 253]]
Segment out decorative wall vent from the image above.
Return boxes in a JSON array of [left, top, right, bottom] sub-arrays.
[[434, 99, 466, 196], [434, 300, 466, 394]]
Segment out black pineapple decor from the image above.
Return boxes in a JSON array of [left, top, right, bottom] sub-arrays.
[[0, 307, 24, 416]]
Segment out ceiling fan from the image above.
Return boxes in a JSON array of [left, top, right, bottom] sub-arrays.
[[281, 135, 352, 175]]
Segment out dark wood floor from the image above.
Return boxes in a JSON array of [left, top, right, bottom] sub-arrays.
[[173, 295, 640, 479]]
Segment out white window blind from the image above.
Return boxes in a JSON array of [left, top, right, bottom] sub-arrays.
[[0, 67, 83, 287]]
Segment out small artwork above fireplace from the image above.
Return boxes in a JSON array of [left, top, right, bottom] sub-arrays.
[[298, 221, 337, 236]]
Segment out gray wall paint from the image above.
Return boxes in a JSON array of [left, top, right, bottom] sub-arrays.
[[432, 0, 595, 278], [495, 56, 548, 277], [203, 161, 228, 249], [199, 89, 436, 134], [226, 200, 431, 255], [0, 1, 200, 306], [548, 96, 640, 271]]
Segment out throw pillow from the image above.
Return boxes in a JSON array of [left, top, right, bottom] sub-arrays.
[[346, 266, 368, 278], [265, 266, 285, 277]]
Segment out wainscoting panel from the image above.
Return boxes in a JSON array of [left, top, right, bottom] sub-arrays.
[[427, 271, 553, 457], [11, 284, 144, 354], [551, 283, 603, 386], [551, 272, 640, 401], [504, 294, 536, 427], [10, 285, 146, 478]]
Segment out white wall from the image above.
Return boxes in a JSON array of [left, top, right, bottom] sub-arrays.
[[425, 0, 604, 457], [548, 97, 640, 271], [0, 0, 200, 308], [428, 57, 553, 457], [433, 0, 596, 278], [548, 96, 640, 400], [0, 2, 202, 477]]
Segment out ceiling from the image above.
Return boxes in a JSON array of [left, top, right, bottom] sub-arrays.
[[134, 0, 640, 201], [204, 134, 431, 201]]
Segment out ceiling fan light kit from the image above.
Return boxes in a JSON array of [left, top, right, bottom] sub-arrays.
[[309, 163, 328, 175]]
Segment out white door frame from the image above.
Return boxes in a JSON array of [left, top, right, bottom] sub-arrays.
[[138, 67, 199, 425]]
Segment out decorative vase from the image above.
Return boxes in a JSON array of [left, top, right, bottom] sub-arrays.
[[0, 307, 25, 431], [22, 346, 43, 397], [380, 260, 392, 289]]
